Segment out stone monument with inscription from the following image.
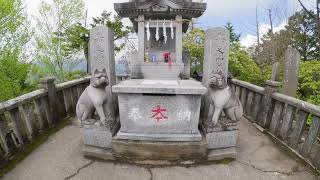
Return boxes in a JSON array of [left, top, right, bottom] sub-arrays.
[[78, 26, 119, 154], [282, 47, 300, 97], [78, 0, 243, 164], [201, 28, 243, 160]]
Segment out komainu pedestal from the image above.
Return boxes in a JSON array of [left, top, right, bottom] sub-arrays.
[[81, 123, 113, 148]]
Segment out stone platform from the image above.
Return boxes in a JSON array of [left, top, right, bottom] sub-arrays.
[[82, 138, 237, 165], [112, 139, 207, 164], [140, 62, 184, 80], [2, 117, 317, 180]]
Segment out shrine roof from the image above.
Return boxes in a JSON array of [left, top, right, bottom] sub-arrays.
[[114, 0, 207, 19]]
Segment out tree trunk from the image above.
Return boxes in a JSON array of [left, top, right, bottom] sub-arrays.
[[84, 44, 90, 74]]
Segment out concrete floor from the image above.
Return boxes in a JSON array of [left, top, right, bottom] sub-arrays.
[[1, 118, 318, 180]]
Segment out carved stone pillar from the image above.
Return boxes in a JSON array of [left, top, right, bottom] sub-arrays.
[[201, 28, 230, 125], [89, 26, 118, 122], [131, 15, 145, 79], [200, 28, 240, 160], [81, 26, 119, 150], [175, 15, 183, 64]]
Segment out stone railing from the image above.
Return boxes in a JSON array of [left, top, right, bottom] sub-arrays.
[[0, 77, 90, 165], [2, 75, 320, 170], [230, 79, 320, 171]]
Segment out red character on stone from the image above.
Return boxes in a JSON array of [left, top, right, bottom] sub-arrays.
[[151, 105, 168, 122], [163, 51, 172, 67]]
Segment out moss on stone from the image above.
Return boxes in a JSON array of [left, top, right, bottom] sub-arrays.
[[213, 158, 234, 165], [0, 119, 72, 178]]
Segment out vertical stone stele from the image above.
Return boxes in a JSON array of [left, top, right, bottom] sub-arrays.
[[201, 27, 242, 160], [78, 26, 119, 156], [271, 62, 280, 81], [282, 46, 301, 97], [201, 27, 230, 126]]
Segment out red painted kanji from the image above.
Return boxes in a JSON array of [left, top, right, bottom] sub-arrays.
[[151, 105, 168, 122]]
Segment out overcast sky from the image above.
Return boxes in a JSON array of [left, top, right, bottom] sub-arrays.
[[25, 0, 317, 47]]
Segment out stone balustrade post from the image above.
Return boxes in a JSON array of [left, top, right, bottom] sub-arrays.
[[41, 77, 59, 124], [257, 80, 281, 127], [265, 80, 281, 94]]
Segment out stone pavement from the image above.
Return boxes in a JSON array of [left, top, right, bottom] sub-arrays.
[[1, 118, 318, 180]]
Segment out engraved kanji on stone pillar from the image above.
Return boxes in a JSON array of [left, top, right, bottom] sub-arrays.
[[89, 26, 118, 130], [201, 27, 230, 127]]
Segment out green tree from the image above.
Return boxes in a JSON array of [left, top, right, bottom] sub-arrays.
[[256, 29, 292, 69], [229, 43, 265, 85], [288, 11, 318, 61], [183, 27, 263, 85], [256, 10, 319, 67], [63, 11, 133, 64], [0, 0, 33, 102], [0, 55, 32, 101], [183, 28, 205, 73], [298, 60, 320, 105], [225, 22, 241, 44], [32, 0, 86, 83]]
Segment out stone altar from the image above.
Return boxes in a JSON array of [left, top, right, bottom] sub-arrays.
[[113, 79, 206, 141]]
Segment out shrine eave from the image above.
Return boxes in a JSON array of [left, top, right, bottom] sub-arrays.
[[114, 2, 207, 19]]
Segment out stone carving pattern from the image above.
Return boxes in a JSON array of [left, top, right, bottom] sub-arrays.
[[129, 107, 143, 122], [177, 109, 191, 122], [152, 5, 169, 12], [92, 31, 106, 66], [212, 32, 228, 81]]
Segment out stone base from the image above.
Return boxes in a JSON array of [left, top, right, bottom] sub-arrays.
[[202, 123, 239, 134], [207, 147, 237, 161], [206, 130, 239, 149], [81, 124, 113, 148], [82, 138, 238, 164], [83, 145, 115, 161], [112, 139, 207, 163], [140, 63, 184, 79], [115, 132, 202, 142]]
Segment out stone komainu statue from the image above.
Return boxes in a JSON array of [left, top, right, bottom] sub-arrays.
[[207, 72, 243, 126], [76, 69, 110, 126]]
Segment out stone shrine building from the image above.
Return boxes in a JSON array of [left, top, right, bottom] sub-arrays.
[[81, 0, 242, 163], [114, 0, 207, 79]]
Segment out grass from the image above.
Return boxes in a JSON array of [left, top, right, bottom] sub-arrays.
[[215, 159, 233, 165], [0, 118, 72, 178]]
